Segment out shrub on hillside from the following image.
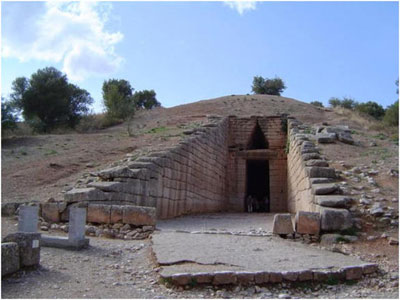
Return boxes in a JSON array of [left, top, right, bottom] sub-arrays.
[[355, 101, 385, 120], [310, 101, 324, 108], [10, 67, 93, 132], [1, 99, 18, 135], [328, 97, 342, 108], [383, 100, 399, 127], [251, 76, 286, 96], [328, 97, 358, 109]]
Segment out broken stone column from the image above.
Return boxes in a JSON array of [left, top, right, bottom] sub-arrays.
[[18, 205, 39, 233], [272, 214, 294, 235]]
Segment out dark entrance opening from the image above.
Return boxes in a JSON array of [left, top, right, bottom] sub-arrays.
[[245, 160, 270, 212]]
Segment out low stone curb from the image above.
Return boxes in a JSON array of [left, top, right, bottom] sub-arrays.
[[161, 263, 378, 286]]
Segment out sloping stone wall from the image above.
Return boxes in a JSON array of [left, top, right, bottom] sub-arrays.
[[65, 118, 230, 219], [286, 119, 354, 232]]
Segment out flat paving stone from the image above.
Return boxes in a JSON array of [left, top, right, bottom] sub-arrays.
[[153, 213, 374, 283], [156, 213, 274, 233]]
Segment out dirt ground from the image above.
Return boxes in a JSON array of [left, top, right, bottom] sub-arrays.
[[1, 94, 399, 298]]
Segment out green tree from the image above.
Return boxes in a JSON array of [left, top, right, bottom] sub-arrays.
[[310, 101, 324, 108], [10, 67, 93, 132], [340, 97, 358, 109], [102, 79, 135, 119], [355, 101, 385, 120], [1, 98, 18, 134], [251, 76, 286, 96], [133, 90, 161, 109], [328, 97, 341, 108], [383, 100, 399, 127], [251, 76, 266, 94]]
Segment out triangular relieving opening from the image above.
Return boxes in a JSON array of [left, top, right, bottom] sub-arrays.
[[247, 121, 268, 149]]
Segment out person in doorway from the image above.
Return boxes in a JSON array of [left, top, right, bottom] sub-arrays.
[[246, 195, 255, 212]]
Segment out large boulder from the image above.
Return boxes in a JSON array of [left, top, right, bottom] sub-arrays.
[[320, 207, 352, 231], [1, 242, 20, 277]]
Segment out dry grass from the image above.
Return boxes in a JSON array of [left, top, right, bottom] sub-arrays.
[[333, 107, 396, 134]]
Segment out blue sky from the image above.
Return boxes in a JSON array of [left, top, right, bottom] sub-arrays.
[[1, 1, 398, 113]]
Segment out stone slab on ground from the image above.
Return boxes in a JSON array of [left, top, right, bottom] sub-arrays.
[[153, 231, 374, 284], [156, 213, 274, 234]]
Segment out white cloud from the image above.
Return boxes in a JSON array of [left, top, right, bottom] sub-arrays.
[[2, 1, 124, 81], [224, 1, 257, 15]]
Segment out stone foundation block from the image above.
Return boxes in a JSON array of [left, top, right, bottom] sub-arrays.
[[343, 266, 363, 280], [212, 271, 237, 285], [2, 232, 41, 267], [171, 273, 191, 285], [110, 205, 123, 223], [298, 270, 313, 281], [273, 214, 294, 235], [320, 207, 352, 231], [41, 203, 60, 223], [87, 204, 111, 224], [236, 272, 255, 285], [361, 263, 378, 274], [295, 211, 320, 235], [2, 242, 20, 277], [122, 205, 156, 226], [254, 272, 269, 284], [192, 272, 213, 284], [64, 188, 108, 202], [269, 272, 283, 283], [313, 270, 330, 281]]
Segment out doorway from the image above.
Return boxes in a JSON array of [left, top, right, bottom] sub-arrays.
[[245, 160, 270, 212]]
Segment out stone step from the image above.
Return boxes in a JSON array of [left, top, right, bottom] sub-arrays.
[[310, 178, 335, 184], [305, 160, 329, 167], [306, 167, 336, 178], [312, 183, 339, 195], [315, 195, 353, 208], [318, 207, 353, 231]]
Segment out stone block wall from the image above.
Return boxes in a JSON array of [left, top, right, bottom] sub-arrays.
[[286, 119, 315, 213]]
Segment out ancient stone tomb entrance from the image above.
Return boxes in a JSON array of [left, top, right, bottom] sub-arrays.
[[246, 159, 270, 212]]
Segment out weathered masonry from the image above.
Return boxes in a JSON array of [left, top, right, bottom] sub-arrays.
[[63, 116, 288, 219]]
